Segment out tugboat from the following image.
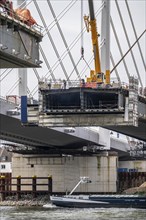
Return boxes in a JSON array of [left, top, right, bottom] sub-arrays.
[[50, 177, 146, 209]]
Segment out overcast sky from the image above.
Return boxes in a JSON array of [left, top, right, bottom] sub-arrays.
[[0, 0, 146, 99]]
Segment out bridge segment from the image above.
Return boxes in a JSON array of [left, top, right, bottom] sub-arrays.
[[26, 77, 145, 128], [0, 11, 43, 68]]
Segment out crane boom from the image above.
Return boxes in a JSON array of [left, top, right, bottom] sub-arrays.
[[88, 0, 95, 20], [84, 0, 104, 85]]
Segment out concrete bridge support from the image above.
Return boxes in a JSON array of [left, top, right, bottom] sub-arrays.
[[12, 153, 118, 193]]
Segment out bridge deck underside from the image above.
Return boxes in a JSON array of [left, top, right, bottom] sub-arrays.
[[0, 113, 145, 156], [104, 118, 146, 142], [0, 51, 41, 68], [0, 114, 101, 155]]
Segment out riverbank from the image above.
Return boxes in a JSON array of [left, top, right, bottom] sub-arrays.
[[0, 194, 50, 206], [123, 182, 146, 195]]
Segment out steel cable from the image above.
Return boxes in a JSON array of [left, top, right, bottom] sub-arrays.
[[115, 0, 143, 87]]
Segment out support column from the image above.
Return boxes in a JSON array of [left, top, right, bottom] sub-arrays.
[[16, 176, 21, 200], [80, 89, 84, 110], [17, 0, 27, 97], [128, 76, 138, 126], [101, 0, 110, 84]]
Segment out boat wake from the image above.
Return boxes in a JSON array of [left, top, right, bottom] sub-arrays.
[[43, 203, 57, 209]]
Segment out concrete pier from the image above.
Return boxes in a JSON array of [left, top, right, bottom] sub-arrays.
[[12, 153, 118, 193]]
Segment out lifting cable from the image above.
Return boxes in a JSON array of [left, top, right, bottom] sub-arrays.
[[44, 5, 102, 80], [80, 0, 91, 72], [31, 3, 102, 95], [75, 56, 93, 82], [68, 0, 92, 81], [78, 1, 105, 78], [81, 0, 84, 60], [67, 57, 83, 80]]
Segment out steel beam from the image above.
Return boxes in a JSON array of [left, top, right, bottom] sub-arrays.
[[0, 12, 43, 68]]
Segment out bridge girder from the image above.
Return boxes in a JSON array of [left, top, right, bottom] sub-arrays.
[[0, 12, 43, 68]]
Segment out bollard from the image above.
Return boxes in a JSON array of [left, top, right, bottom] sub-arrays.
[[16, 176, 21, 200], [48, 175, 52, 195], [0, 176, 6, 201], [32, 176, 37, 198]]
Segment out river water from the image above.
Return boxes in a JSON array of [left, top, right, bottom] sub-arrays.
[[0, 205, 146, 220]]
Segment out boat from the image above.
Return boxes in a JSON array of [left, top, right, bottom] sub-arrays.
[[50, 177, 146, 208]]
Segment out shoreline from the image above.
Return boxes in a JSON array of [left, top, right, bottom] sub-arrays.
[[0, 195, 51, 206]]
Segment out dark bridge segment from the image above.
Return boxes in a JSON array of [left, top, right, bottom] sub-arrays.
[[104, 117, 146, 142], [27, 85, 138, 127], [0, 114, 100, 154], [43, 87, 125, 112], [26, 84, 146, 141]]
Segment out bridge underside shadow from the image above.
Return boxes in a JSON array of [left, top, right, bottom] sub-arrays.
[[0, 114, 102, 155], [104, 118, 146, 142], [0, 113, 145, 157]]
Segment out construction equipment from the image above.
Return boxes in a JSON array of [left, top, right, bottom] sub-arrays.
[[84, 0, 110, 86], [0, 0, 37, 26], [15, 8, 37, 26]]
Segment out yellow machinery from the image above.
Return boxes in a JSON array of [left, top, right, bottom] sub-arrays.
[[84, 0, 110, 85]]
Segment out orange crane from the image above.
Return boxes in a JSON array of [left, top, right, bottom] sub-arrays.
[[84, 0, 110, 87]]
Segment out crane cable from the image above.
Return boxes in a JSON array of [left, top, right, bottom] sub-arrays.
[[79, 1, 104, 76], [81, 0, 84, 59], [31, 3, 103, 95], [67, 57, 83, 80]]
